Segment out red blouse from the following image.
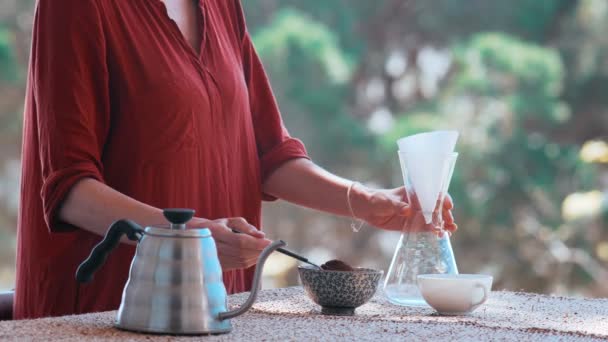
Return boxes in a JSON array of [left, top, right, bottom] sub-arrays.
[[15, 0, 308, 319]]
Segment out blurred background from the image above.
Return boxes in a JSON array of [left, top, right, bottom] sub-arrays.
[[1, 0, 607, 297]]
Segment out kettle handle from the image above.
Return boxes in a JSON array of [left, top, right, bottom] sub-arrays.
[[217, 239, 287, 321], [75, 219, 144, 283]]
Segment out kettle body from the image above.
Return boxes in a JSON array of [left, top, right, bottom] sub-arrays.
[[118, 226, 231, 334], [76, 209, 285, 335]]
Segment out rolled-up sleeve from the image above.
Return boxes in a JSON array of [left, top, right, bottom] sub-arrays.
[[33, 0, 109, 232], [236, 3, 310, 200]]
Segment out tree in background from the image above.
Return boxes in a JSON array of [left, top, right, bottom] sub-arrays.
[[0, 29, 17, 82], [0, 0, 33, 289], [246, 0, 607, 296], [383, 32, 605, 294]]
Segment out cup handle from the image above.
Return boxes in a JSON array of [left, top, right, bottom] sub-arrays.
[[471, 283, 488, 310]]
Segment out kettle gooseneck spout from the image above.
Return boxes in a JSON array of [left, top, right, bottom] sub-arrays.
[[217, 239, 286, 321]]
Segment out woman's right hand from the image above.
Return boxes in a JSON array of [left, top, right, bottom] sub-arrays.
[[189, 217, 272, 270]]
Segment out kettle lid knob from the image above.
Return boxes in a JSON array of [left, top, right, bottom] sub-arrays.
[[163, 208, 195, 229]]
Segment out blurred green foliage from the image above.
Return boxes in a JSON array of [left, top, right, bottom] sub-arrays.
[[242, 0, 607, 294], [0, 27, 17, 82], [382, 33, 591, 231], [251, 8, 372, 162], [413, 0, 570, 42]]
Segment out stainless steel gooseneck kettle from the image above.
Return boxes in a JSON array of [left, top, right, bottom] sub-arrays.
[[75, 208, 286, 335]]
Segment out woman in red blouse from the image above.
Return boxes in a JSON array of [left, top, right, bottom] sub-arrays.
[[15, 0, 456, 319]]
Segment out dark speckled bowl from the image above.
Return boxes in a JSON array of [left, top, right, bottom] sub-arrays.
[[298, 266, 383, 316]]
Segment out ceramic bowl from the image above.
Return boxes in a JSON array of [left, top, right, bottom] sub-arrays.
[[298, 266, 383, 316]]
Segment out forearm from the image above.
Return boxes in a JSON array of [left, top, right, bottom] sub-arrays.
[[58, 178, 165, 237], [262, 159, 368, 218]]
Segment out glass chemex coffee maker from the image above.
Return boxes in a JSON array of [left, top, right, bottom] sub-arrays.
[[383, 131, 459, 307]]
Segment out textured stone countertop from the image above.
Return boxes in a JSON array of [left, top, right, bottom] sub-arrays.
[[1, 286, 607, 341]]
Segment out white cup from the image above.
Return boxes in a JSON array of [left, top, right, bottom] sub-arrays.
[[417, 274, 493, 315]]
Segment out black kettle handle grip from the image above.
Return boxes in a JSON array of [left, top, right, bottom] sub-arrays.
[[75, 219, 144, 283]]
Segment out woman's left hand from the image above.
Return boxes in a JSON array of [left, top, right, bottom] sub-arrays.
[[351, 185, 457, 233]]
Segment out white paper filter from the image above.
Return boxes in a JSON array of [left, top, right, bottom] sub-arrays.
[[397, 131, 458, 224]]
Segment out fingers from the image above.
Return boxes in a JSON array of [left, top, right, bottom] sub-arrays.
[[441, 209, 456, 229], [392, 199, 411, 217], [218, 246, 265, 269], [441, 193, 456, 232], [443, 210, 457, 232], [388, 188, 410, 216], [214, 226, 272, 251], [443, 209, 454, 225], [445, 221, 458, 232], [208, 219, 271, 250], [395, 186, 407, 200], [192, 216, 272, 270], [227, 217, 266, 238], [216, 241, 262, 269], [443, 193, 454, 210], [210, 219, 272, 270], [238, 234, 273, 250], [363, 187, 457, 233]]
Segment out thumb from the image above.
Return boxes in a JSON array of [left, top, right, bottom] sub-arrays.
[[394, 200, 411, 217]]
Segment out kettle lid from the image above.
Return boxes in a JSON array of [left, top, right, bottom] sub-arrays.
[[145, 208, 211, 238], [144, 226, 211, 238]]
